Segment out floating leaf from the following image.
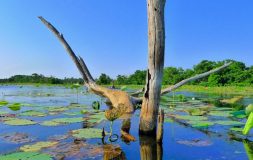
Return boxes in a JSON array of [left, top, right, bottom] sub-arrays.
[[243, 112, 253, 135], [231, 110, 247, 119], [0, 152, 52, 160], [230, 127, 243, 132], [0, 132, 33, 144], [0, 101, 8, 106], [215, 120, 244, 126], [19, 110, 46, 117], [164, 118, 173, 123], [63, 111, 82, 116], [220, 96, 243, 104], [40, 121, 61, 126], [188, 121, 214, 128], [20, 141, 58, 152], [71, 128, 105, 139], [0, 111, 8, 115], [40, 117, 83, 126], [80, 110, 89, 114], [208, 111, 232, 117], [175, 115, 208, 121], [8, 103, 21, 111], [87, 112, 105, 123], [4, 118, 37, 126]]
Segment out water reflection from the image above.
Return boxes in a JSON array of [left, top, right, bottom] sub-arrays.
[[243, 140, 253, 160], [139, 135, 163, 160]]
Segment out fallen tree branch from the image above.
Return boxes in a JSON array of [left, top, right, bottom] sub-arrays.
[[131, 62, 232, 97], [161, 62, 232, 94]]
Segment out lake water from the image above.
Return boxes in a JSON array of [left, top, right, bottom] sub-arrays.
[[0, 85, 252, 160]]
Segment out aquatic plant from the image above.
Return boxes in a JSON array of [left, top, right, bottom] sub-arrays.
[[4, 118, 37, 126], [0, 100, 8, 106], [8, 103, 21, 111], [92, 101, 100, 110], [71, 128, 105, 139], [0, 152, 53, 160], [245, 104, 253, 116], [20, 141, 58, 152], [243, 112, 253, 135], [19, 110, 46, 117]]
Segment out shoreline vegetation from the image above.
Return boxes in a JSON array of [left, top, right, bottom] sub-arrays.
[[0, 83, 252, 96]]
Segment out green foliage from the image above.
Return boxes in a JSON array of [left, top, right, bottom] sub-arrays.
[[96, 73, 112, 85], [92, 101, 100, 110], [243, 112, 253, 135], [0, 152, 53, 160], [71, 128, 105, 139], [4, 118, 37, 126], [246, 104, 253, 116], [8, 103, 21, 111], [20, 141, 58, 152]]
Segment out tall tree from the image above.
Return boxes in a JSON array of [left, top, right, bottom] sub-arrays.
[[139, 0, 166, 135]]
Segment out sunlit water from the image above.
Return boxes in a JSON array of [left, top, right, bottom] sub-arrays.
[[0, 85, 252, 160]]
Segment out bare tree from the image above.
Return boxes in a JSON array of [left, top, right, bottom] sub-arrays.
[[38, 6, 231, 135]]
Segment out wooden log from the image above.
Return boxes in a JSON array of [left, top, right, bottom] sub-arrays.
[[156, 109, 164, 143]]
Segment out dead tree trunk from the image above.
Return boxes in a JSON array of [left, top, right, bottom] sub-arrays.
[[139, 0, 166, 135], [38, 16, 231, 116]]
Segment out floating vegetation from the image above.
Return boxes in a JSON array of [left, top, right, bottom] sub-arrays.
[[174, 115, 208, 121], [80, 109, 88, 114], [8, 103, 21, 111], [41, 117, 83, 126], [87, 112, 105, 123], [63, 111, 82, 116], [220, 96, 243, 104], [19, 110, 46, 117], [0, 152, 53, 160], [176, 139, 213, 147], [185, 108, 208, 116], [230, 110, 246, 119], [20, 141, 58, 152], [0, 111, 8, 115], [0, 132, 33, 144], [0, 100, 8, 106], [45, 106, 69, 114], [71, 128, 105, 139], [188, 121, 214, 128], [215, 120, 244, 126], [4, 118, 37, 126], [230, 127, 243, 132], [208, 111, 232, 117], [243, 112, 253, 135]]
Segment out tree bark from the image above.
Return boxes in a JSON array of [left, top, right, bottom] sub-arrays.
[[139, 0, 166, 135]]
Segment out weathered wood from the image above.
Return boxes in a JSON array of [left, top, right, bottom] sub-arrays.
[[132, 62, 232, 97], [139, 0, 166, 135], [156, 109, 164, 143], [161, 62, 232, 94], [139, 136, 157, 160], [38, 16, 134, 113]]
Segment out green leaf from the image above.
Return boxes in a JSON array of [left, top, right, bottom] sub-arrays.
[[8, 103, 21, 111], [243, 112, 253, 135], [215, 120, 244, 126], [20, 141, 58, 152], [19, 110, 46, 117], [175, 115, 208, 121], [245, 104, 253, 116], [71, 128, 105, 139], [0, 152, 52, 160], [92, 101, 100, 110], [4, 118, 37, 126], [0, 101, 8, 106]]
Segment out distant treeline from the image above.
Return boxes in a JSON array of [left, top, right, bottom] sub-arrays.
[[1, 60, 252, 86], [0, 73, 83, 85], [97, 59, 253, 86]]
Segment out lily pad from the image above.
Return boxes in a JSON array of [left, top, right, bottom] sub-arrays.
[[19, 110, 46, 117], [0, 101, 8, 106], [175, 115, 208, 121], [71, 128, 105, 139], [215, 120, 244, 126], [230, 127, 243, 132], [188, 121, 214, 128], [87, 112, 105, 123], [8, 103, 21, 111], [0, 132, 33, 144], [20, 141, 58, 152], [208, 111, 232, 117], [40, 117, 83, 126], [4, 118, 37, 126], [0, 152, 52, 160]]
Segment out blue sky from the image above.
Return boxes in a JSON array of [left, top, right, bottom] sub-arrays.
[[0, 0, 252, 79]]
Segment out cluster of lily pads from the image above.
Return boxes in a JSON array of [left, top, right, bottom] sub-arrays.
[[160, 95, 253, 138]]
